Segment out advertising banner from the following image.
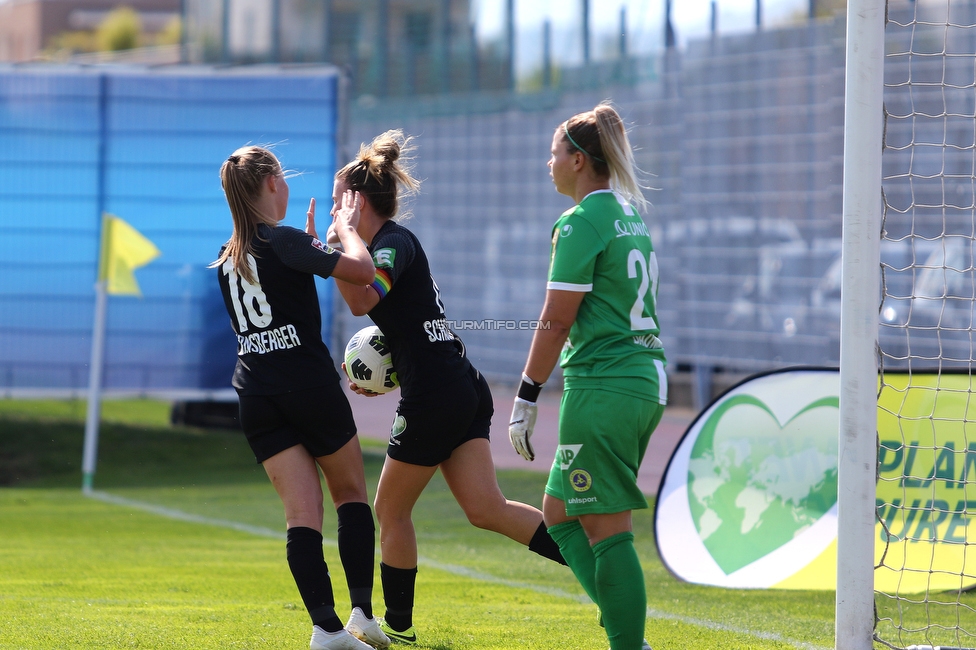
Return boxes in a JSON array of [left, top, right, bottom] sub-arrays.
[[876, 371, 976, 594], [655, 368, 976, 593]]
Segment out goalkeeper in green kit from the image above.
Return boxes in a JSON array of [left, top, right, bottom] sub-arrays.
[[509, 102, 666, 650]]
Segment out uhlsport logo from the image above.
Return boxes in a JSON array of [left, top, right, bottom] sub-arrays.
[[389, 415, 407, 445], [555, 444, 583, 471], [560, 224, 573, 237], [570, 469, 591, 492]]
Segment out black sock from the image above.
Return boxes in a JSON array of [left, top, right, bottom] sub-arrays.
[[380, 563, 417, 632], [286, 526, 342, 633], [528, 521, 568, 565], [337, 501, 376, 618]]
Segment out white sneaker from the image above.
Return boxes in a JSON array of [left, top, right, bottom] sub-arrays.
[[345, 607, 392, 649], [310, 626, 374, 650]]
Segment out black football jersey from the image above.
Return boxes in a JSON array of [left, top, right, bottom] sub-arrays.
[[216, 223, 343, 395], [366, 220, 470, 398]]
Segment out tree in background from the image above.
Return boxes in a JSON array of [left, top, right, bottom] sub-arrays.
[[45, 30, 97, 57], [44, 5, 147, 58], [155, 16, 182, 47], [96, 6, 142, 52]]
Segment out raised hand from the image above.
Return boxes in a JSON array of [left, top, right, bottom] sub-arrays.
[[334, 190, 362, 233], [305, 198, 318, 239]]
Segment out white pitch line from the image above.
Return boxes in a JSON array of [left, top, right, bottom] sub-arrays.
[[87, 490, 287, 539], [85, 490, 831, 650]]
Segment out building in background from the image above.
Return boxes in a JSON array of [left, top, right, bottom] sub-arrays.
[[182, 0, 491, 96], [0, 0, 180, 61], [181, 0, 671, 97]]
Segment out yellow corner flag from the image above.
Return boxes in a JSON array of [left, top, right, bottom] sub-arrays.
[[97, 214, 161, 296]]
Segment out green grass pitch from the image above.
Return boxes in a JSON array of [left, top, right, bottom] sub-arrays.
[[0, 399, 836, 649]]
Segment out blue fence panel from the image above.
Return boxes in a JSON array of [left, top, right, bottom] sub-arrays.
[[0, 65, 340, 393]]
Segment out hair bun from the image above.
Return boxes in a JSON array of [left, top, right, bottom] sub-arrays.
[[338, 130, 419, 219], [376, 139, 401, 166], [356, 130, 406, 176]]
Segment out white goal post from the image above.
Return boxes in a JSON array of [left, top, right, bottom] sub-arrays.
[[839, 0, 976, 648], [836, 0, 885, 648]]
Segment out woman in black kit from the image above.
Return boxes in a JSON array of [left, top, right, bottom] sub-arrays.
[[321, 131, 566, 646], [212, 145, 391, 650]]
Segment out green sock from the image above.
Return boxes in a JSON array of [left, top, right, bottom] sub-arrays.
[[547, 520, 599, 606], [593, 532, 645, 650]]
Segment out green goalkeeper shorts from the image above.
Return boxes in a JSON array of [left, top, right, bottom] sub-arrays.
[[545, 387, 664, 516]]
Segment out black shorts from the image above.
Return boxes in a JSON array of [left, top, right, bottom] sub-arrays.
[[237, 382, 357, 464], [387, 366, 493, 467]]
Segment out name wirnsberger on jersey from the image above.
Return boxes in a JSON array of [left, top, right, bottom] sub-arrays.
[[423, 318, 457, 343], [238, 323, 302, 355]]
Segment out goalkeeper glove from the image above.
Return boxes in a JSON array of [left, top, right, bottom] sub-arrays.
[[509, 374, 544, 461], [509, 397, 538, 461]]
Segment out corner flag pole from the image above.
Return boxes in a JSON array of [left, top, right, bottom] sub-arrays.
[[81, 214, 160, 493], [82, 278, 108, 494]]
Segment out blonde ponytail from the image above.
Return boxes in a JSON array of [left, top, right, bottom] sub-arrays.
[[563, 102, 649, 212], [210, 145, 281, 284]]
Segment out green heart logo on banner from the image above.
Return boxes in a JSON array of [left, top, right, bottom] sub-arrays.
[[687, 394, 839, 574]]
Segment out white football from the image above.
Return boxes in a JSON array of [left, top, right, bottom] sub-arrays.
[[343, 326, 399, 394]]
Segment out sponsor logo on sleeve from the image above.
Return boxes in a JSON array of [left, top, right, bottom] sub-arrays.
[[373, 248, 396, 268], [311, 238, 336, 254]]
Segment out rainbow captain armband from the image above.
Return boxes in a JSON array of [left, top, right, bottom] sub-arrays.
[[370, 268, 392, 298]]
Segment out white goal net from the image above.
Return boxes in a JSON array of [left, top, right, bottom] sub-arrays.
[[875, 0, 976, 647]]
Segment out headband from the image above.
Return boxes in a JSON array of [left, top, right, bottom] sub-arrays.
[[563, 123, 605, 164]]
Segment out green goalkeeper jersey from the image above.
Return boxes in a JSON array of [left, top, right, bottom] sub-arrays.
[[547, 190, 667, 403]]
